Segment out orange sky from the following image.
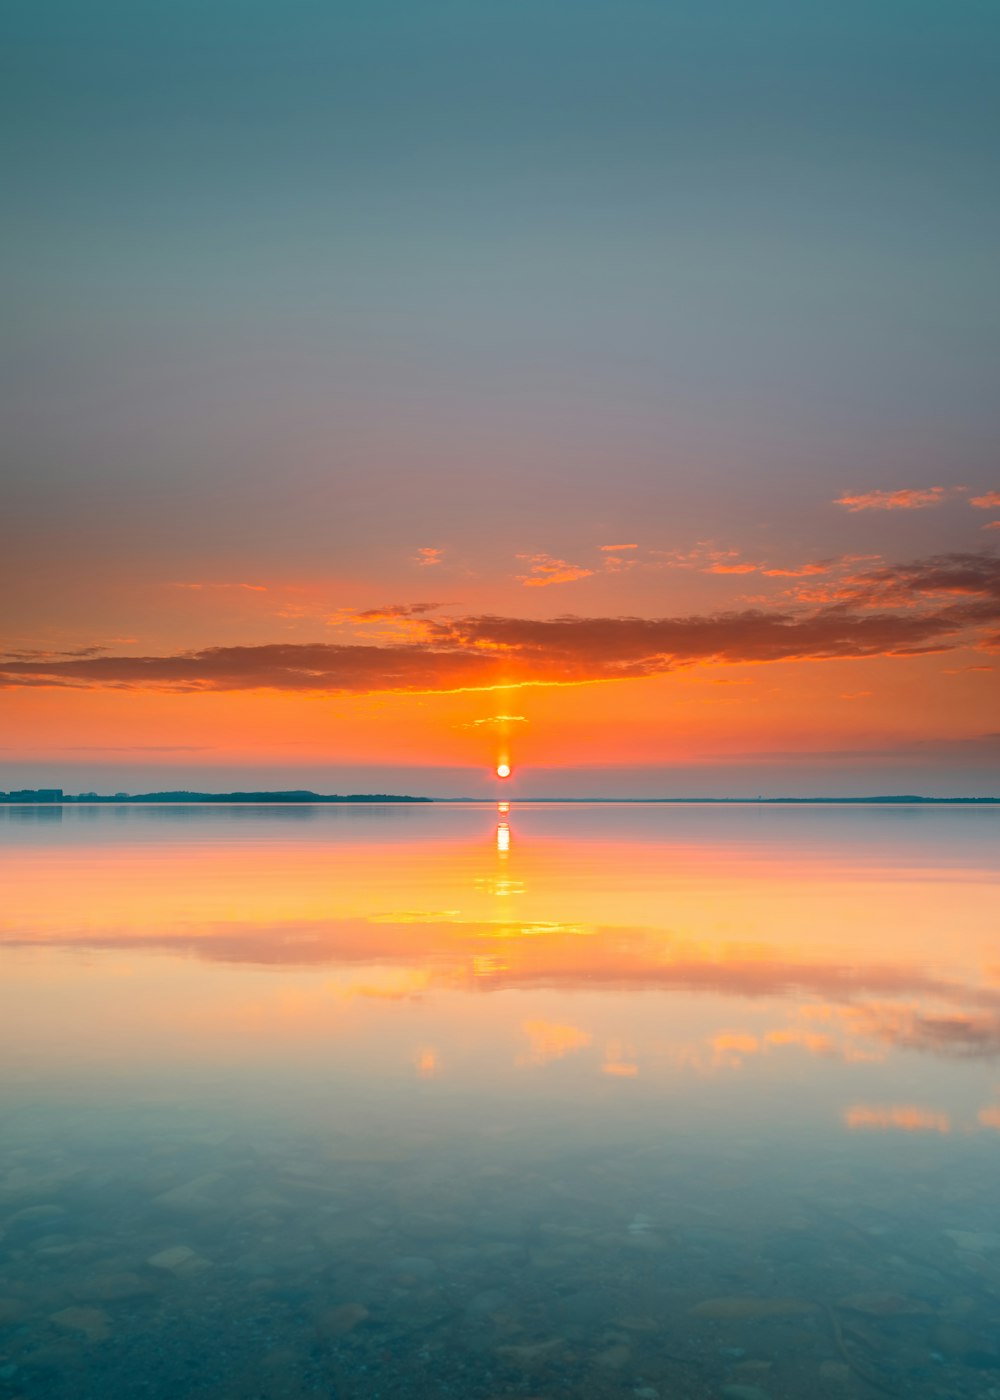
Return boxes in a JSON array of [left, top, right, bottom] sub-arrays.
[[3, 510, 999, 793]]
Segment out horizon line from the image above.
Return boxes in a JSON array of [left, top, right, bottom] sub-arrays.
[[1, 789, 997, 806]]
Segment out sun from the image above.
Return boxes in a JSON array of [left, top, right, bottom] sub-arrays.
[[496, 763, 511, 779]]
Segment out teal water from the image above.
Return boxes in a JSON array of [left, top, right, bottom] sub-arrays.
[[1, 803, 998, 1399]]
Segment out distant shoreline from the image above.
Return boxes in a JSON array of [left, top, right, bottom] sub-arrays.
[[0, 791, 996, 806]]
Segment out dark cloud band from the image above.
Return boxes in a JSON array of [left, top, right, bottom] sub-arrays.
[[3, 553, 997, 696]]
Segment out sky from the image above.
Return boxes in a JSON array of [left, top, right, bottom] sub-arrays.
[[2, 0, 999, 796]]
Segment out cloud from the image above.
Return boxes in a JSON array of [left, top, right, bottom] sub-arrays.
[[414, 547, 443, 566], [354, 603, 440, 621], [840, 551, 1000, 606], [171, 582, 267, 592], [839, 1003, 1000, 1060], [650, 543, 833, 577], [5, 646, 109, 661], [599, 543, 638, 552], [652, 543, 750, 572], [601, 550, 639, 574], [761, 561, 835, 578], [845, 1105, 951, 1133], [835, 488, 948, 512], [62, 744, 212, 752], [3, 553, 997, 695], [521, 1019, 592, 1065], [458, 714, 528, 729], [6, 914, 996, 1025], [517, 554, 595, 587], [970, 492, 1000, 509]]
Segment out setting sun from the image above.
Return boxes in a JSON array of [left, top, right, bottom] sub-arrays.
[[496, 763, 511, 779]]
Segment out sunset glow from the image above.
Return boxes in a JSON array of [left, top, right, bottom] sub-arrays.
[[2, 0, 997, 801], [4, 6, 999, 1395]]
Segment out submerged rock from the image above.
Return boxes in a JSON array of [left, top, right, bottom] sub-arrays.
[[690, 1296, 817, 1320], [388, 1255, 438, 1281], [594, 1340, 631, 1369], [72, 1271, 155, 1303], [1, 1204, 68, 1245], [49, 1306, 110, 1342], [316, 1302, 369, 1337], [496, 1337, 565, 1366], [146, 1244, 212, 1278], [944, 1230, 1000, 1254], [837, 1292, 933, 1317], [151, 1172, 225, 1214]]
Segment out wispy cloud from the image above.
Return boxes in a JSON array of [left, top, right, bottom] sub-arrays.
[[354, 603, 440, 621], [845, 1105, 951, 1133], [414, 547, 443, 566], [458, 714, 528, 729], [171, 582, 267, 592], [517, 554, 594, 588], [599, 543, 638, 552], [651, 542, 744, 570], [761, 561, 835, 578], [970, 491, 1000, 509], [62, 744, 212, 752], [834, 487, 948, 512]]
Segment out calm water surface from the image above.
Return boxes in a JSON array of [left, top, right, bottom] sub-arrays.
[[1, 802, 999, 1399]]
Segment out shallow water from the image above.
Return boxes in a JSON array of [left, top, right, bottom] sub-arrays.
[[1, 801, 999, 1399]]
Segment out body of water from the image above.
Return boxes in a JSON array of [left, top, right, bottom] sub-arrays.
[[1, 802, 998, 1398]]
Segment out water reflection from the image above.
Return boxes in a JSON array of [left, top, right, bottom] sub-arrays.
[[0, 804, 998, 1399]]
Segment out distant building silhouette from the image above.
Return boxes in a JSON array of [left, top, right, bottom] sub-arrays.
[[8, 788, 63, 803]]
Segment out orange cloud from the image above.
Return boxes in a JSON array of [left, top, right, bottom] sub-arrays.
[[708, 1030, 756, 1052], [354, 603, 440, 621], [970, 492, 1000, 509], [602, 1039, 639, 1076], [761, 562, 834, 578], [521, 1019, 592, 1065], [171, 582, 267, 592], [845, 1104, 951, 1133], [764, 1027, 836, 1054], [414, 547, 443, 566], [835, 488, 947, 512], [650, 543, 745, 571], [517, 554, 595, 587], [458, 714, 527, 729], [602, 1060, 639, 1077], [599, 543, 638, 551]]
